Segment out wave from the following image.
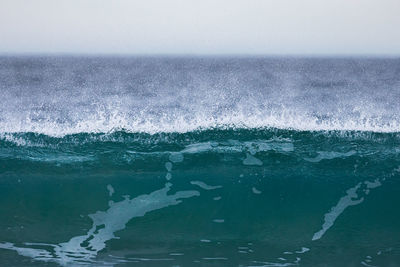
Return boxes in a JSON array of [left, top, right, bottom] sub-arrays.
[[1, 128, 398, 171], [1, 110, 399, 137], [1, 57, 400, 266], [1, 127, 398, 149], [2, 57, 400, 136]]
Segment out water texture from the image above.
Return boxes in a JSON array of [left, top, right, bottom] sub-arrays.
[[0, 57, 399, 266]]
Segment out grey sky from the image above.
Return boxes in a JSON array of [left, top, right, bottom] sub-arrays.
[[1, 0, 399, 55]]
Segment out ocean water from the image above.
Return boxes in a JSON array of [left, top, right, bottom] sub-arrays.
[[0, 56, 399, 266]]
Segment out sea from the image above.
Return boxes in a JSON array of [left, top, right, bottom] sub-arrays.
[[0, 56, 399, 266]]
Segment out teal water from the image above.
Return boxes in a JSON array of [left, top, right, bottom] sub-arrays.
[[1, 56, 400, 266], [1, 129, 399, 266]]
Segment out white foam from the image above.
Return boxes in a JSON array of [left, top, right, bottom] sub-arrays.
[[312, 178, 383, 241], [243, 153, 263, 166], [365, 179, 381, 189], [312, 183, 364, 241], [165, 162, 173, 172], [0, 242, 53, 261], [252, 187, 262, 194], [244, 140, 294, 153], [248, 260, 297, 266], [0, 184, 199, 265], [180, 140, 294, 157], [0, 133, 31, 147], [124, 257, 173, 261], [1, 107, 399, 137], [304, 150, 356, 163], [213, 219, 225, 223], [2, 62, 400, 138], [121, 139, 294, 162], [181, 142, 215, 154], [190, 181, 222, 190], [295, 247, 310, 254], [106, 184, 114, 197], [361, 261, 377, 267]]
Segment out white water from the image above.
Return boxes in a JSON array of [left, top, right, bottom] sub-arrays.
[[1, 108, 399, 137]]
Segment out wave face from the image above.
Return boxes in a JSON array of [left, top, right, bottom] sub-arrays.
[[0, 57, 400, 266]]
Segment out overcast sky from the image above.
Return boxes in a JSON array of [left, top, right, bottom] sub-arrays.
[[1, 0, 399, 55]]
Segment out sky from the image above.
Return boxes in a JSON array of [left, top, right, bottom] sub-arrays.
[[1, 0, 400, 55]]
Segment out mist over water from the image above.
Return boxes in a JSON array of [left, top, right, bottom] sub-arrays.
[[1, 57, 400, 135], [0, 57, 400, 266]]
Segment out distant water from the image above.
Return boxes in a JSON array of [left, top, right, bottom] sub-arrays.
[[0, 56, 399, 266]]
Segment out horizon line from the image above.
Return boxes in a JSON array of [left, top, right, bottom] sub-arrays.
[[0, 52, 400, 59]]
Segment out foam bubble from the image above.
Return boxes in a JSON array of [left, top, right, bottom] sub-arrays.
[[190, 181, 222, 190], [295, 247, 310, 254], [243, 153, 263, 166], [106, 184, 114, 197], [252, 187, 262, 194]]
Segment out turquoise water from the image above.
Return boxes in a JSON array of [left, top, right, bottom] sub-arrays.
[[1, 129, 399, 266], [0, 57, 400, 266]]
